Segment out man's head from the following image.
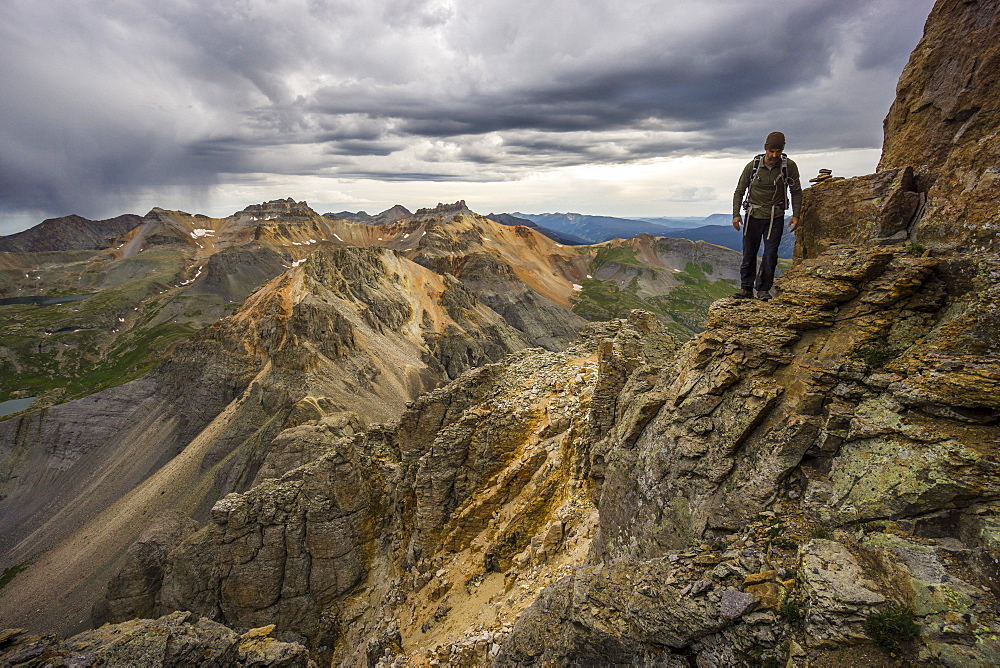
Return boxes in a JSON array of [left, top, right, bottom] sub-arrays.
[[764, 131, 785, 166]]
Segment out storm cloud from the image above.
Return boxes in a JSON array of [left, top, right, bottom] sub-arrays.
[[1, 0, 933, 229]]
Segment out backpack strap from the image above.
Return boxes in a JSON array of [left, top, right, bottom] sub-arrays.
[[779, 153, 789, 210], [741, 154, 764, 212]]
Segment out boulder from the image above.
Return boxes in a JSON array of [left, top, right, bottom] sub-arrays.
[[0, 611, 313, 667]]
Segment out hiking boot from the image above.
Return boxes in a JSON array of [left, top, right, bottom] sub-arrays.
[[756, 290, 772, 301], [731, 289, 753, 300]]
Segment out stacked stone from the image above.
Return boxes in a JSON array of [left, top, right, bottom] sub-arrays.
[[808, 168, 835, 183]]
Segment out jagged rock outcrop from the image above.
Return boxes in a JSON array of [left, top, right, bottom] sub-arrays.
[[97, 316, 678, 664], [803, 0, 1000, 256], [518, 242, 999, 665], [593, 244, 999, 556], [236, 198, 317, 223], [796, 167, 922, 258], [93, 512, 201, 626], [416, 201, 470, 215], [879, 0, 999, 175], [864, 0, 1000, 252], [0, 612, 313, 667]]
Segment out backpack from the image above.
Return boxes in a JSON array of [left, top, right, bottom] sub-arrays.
[[741, 153, 789, 213]]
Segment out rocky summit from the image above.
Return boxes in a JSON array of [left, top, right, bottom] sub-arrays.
[[1, 0, 999, 666]]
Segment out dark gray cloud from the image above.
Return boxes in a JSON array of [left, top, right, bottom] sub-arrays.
[[0, 0, 935, 232]]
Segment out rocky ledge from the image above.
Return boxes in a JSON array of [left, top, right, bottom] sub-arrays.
[[0, 611, 313, 667], [501, 240, 999, 666]]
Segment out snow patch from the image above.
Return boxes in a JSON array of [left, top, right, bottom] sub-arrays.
[[292, 258, 307, 267], [178, 265, 205, 287], [190, 228, 214, 238], [572, 284, 583, 292], [333, 234, 344, 241]]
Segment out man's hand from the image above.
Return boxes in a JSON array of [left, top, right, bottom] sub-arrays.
[[788, 216, 800, 232], [732, 215, 742, 231]]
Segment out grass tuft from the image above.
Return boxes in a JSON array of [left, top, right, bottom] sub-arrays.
[[864, 605, 919, 653], [779, 600, 804, 623]]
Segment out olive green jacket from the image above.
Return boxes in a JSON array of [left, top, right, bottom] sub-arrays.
[[732, 156, 802, 219]]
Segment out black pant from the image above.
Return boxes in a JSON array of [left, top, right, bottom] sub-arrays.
[[740, 215, 783, 292]]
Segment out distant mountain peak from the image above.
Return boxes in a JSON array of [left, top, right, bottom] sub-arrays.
[[0, 212, 145, 253], [376, 204, 413, 223], [326, 204, 413, 225], [415, 200, 468, 215], [236, 198, 317, 221], [240, 198, 312, 213]]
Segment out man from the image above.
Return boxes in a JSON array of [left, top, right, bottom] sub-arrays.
[[731, 131, 802, 301]]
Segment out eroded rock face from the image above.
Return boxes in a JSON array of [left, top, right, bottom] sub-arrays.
[[878, 0, 1000, 253], [495, 559, 728, 666], [879, 0, 1000, 175], [595, 244, 999, 553], [115, 317, 678, 664], [93, 512, 200, 626], [796, 168, 922, 259], [800, 0, 1000, 257], [161, 437, 386, 649]]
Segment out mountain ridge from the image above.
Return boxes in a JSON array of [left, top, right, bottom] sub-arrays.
[[0, 198, 742, 641]]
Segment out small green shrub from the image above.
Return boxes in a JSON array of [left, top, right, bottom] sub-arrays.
[[853, 345, 899, 368], [904, 243, 926, 255], [0, 563, 27, 591], [779, 600, 804, 623], [860, 520, 891, 534], [864, 605, 919, 653], [810, 526, 832, 539], [773, 538, 799, 551]]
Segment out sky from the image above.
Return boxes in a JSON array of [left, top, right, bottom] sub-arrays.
[[0, 0, 935, 235]]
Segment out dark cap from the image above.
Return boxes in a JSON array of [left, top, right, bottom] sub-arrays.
[[765, 131, 786, 150]]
